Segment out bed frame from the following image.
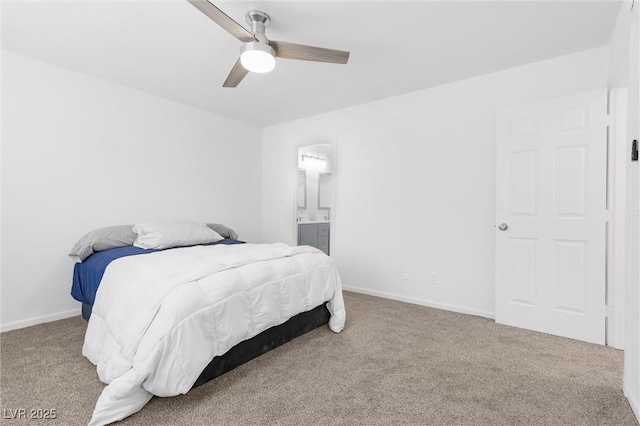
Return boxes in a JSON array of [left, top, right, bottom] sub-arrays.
[[81, 302, 330, 388]]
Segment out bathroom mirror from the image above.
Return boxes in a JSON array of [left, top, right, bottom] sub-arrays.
[[318, 173, 334, 209], [295, 143, 335, 255], [296, 170, 306, 210]]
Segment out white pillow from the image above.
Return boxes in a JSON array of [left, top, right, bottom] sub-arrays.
[[133, 221, 223, 250]]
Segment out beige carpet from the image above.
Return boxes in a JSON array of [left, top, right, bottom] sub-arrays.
[[1, 291, 637, 425]]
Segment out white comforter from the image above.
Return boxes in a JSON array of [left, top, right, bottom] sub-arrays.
[[83, 243, 346, 426]]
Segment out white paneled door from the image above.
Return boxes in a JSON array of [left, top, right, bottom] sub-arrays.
[[495, 90, 607, 344]]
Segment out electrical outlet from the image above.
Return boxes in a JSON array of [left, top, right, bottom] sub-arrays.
[[430, 272, 438, 285], [402, 270, 410, 281]]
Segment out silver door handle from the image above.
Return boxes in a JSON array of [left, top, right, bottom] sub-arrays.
[[498, 223, 508, 231]]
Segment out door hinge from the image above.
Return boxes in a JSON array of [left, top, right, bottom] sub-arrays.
[[606, 114, 612, 126], [605, 305, 613, 318]]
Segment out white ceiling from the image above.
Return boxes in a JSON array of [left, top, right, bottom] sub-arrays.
[[2, 1, 622, 127]]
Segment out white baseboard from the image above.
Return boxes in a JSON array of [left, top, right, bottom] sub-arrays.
[[624, 384, 640, 424], [0, 307, 82, 332], [342, 285, 495, 320]]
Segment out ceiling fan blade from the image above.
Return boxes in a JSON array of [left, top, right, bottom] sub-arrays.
[[269, 41, 350, 64], [187, 0, 256, 43], [223, 58, 249, 87]]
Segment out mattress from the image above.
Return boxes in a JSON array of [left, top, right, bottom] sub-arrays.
[[71, 238, 245, 305]]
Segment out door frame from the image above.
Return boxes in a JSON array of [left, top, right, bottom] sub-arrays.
[[607, 87, 628, 349]]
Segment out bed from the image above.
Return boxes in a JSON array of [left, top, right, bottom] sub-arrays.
[[69, 222, 345, 426]]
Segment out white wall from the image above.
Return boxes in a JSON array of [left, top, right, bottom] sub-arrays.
[[623, 1, 640, 421], [606, 4, 640, 421], [609, 4, 631, 88], [262, 47, 608, 319], [1, 51, 262, 331], [607, 3, 633, 351]]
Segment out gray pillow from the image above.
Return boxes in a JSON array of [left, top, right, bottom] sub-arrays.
[[69, 225, 136, 262], [206, 223, 239, 240]]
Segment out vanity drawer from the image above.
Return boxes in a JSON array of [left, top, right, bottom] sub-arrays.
[[318, 223, 330, 236], [317, 235, 329, 249]]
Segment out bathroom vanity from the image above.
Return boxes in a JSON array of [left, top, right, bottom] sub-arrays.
[[297, 221, 330, 255]]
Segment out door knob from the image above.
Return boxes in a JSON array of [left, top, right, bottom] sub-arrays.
[[498, 223, 508, 231]]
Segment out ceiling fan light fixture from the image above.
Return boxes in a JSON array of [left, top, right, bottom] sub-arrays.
[[240, 42, 276, 73]]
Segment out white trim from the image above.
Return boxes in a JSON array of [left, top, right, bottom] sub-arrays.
[[342, 285, 495, 320], [624, 384, 640, 423], [0, 308, 81, 333], [607, 87, 628, 349]]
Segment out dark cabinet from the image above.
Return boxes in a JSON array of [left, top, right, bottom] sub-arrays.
[[298, 222, 330, 255]]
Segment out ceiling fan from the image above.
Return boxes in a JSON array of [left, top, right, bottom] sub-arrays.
[[187, 0, 350, 87]]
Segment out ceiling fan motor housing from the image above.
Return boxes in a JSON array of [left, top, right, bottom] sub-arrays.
[[246, 10, 270, 43]]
